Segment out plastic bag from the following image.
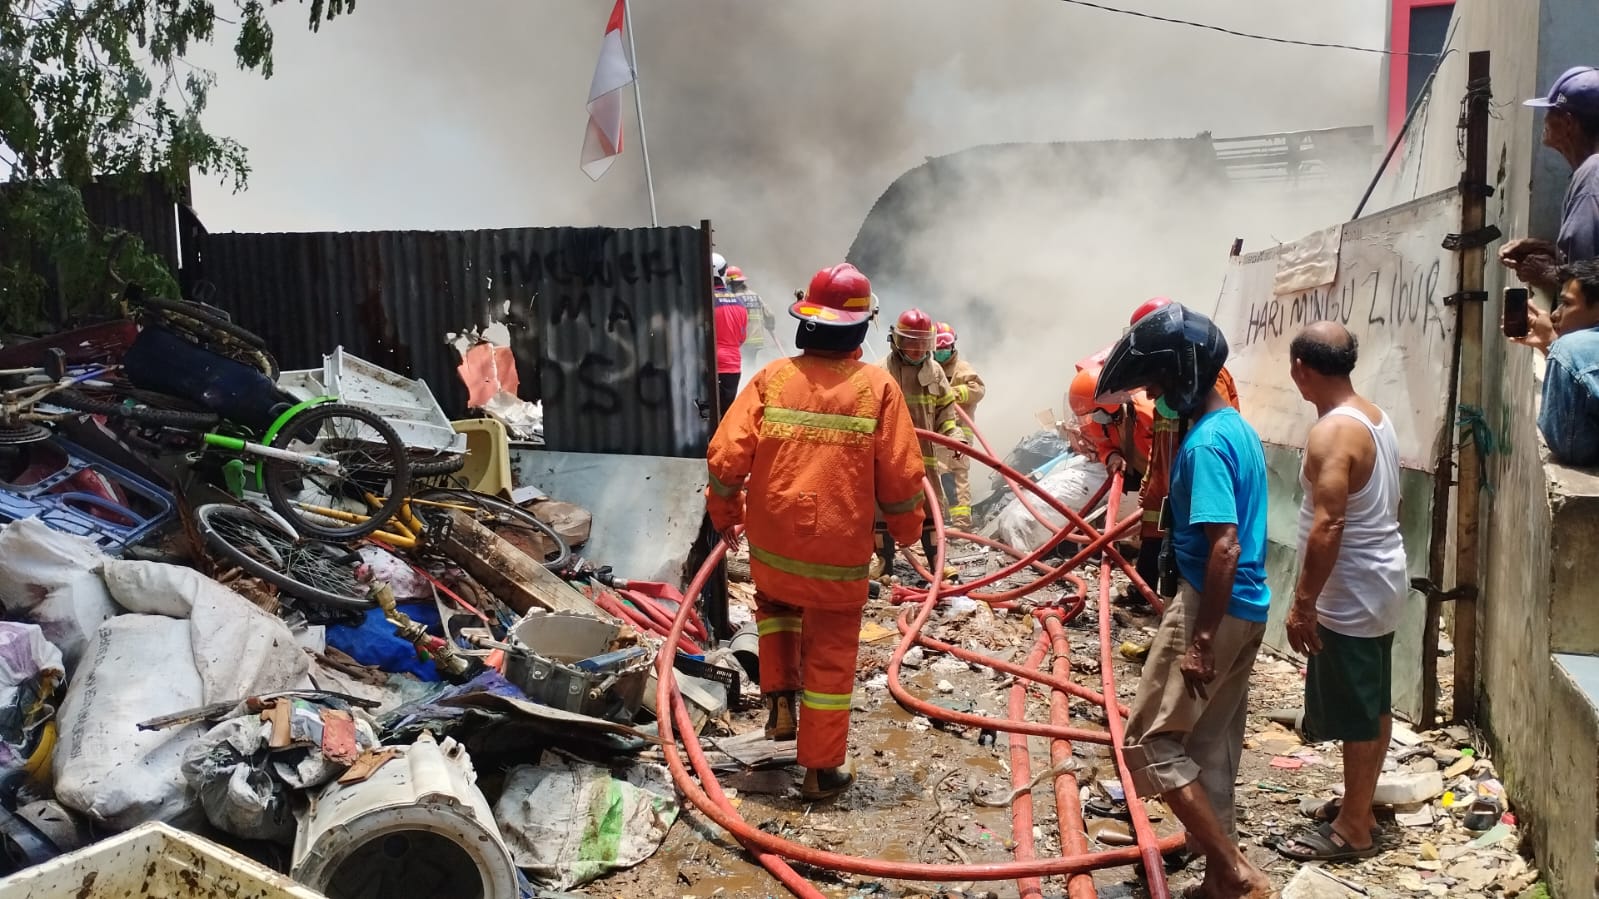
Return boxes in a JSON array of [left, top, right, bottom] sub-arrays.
[[993, 455, 1120, 553], [0, 518, 118, 669]]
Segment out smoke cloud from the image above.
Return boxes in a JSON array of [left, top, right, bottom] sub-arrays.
[[193, 0, 1388, 463]]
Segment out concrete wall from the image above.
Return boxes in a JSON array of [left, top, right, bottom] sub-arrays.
[[1377, 2, 1599, 896]]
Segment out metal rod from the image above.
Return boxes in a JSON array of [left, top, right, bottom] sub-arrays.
[[623, 0, 659, 227]]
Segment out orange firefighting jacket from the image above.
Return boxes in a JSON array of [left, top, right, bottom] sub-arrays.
[[1140, 366, 1243, 534], [883, 355, 962, 471], [706, 350, 928, 609], [1084, 395, 1155, 472], [938, 351, 985, 438]]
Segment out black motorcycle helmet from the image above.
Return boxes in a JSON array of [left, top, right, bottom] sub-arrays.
[[1094, 302, 1229, 417]]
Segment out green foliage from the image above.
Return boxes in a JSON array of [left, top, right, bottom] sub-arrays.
[[0, 0, 352, 333]]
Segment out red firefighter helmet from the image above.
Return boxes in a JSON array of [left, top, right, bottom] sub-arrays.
[[1130, 296, 1173, 326], [790, 263, 877, 326], [890, 308, 936, 364], [934, 321, 957, 350], [1068, 368, 1121, 417], [726, 265, 745, 283]]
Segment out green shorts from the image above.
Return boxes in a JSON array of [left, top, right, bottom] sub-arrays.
[[1304, 625, 1393, 743]]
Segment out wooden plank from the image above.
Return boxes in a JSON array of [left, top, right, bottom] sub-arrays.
[[1450, 51, 1492, 724], [441, 510, 613, 619]]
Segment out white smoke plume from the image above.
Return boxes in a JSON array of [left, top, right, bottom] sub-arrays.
[[193, 0, 1389, 459]]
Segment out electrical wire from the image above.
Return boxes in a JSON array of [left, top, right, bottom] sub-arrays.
[[1053, 0, 1431, 58]]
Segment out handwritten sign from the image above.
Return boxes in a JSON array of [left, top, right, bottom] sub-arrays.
[[1210, 189, 1461, 471]]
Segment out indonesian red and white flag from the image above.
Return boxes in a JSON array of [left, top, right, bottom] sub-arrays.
[[581, 0, 634, 181]]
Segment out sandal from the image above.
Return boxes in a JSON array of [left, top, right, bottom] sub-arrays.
[[1277, 822, 1379, 862], [1463, 795, 1503, 832], [1300, 796, 1342, 823], [1083, 797, 1133, 821]]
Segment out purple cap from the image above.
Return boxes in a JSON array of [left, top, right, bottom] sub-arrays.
[[1525, 66, 1599, 116]]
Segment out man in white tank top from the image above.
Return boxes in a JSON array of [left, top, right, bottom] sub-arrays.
[[1278, 322, 1408, 864]]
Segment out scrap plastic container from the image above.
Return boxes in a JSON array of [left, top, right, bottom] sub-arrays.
[[0, 822, 331, 898]]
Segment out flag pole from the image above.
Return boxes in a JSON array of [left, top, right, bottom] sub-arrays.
[[623, 0, 659, 226]]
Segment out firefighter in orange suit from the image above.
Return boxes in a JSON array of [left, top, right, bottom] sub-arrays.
[[932, 322, 985, 531], [706, 263, 927, 801], [1124, 296, 1243, 597], [882, 308, 965, 574]]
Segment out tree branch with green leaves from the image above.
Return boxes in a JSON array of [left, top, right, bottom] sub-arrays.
[[0, 0, 352, 333]]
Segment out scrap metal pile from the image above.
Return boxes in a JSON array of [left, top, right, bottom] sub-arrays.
[[0, 288, 721, 898]]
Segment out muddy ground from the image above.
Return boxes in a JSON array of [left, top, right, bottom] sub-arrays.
[[597, 545, 1527, 899]]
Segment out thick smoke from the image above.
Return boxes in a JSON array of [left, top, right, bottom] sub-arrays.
[[193, 0, 1388, 459]]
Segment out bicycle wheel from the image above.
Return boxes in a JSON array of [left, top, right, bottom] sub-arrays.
[[411, 488, 571, 570], [195, 503, 372, 611], [262, 403, 412, 541], [129, 294, 269, 350], [405, 451, 468, 479], [51, 386, 221, 429]]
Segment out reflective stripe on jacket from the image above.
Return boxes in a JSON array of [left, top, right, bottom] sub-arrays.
[[707, 351, 927, 608], [883, 355, 961, 465], [939, 351, 985, 435]]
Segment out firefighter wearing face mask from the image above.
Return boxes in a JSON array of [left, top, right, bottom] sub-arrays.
[[882, 308, 964, 571], [931, 322, 985, 531]]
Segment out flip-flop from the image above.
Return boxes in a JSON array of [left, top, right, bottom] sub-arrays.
[[1300, 796, 1342, 823], [1463, 795, 1503, 832], [1277, 822, 1379, 862], [1083, 797, 1133, 821]]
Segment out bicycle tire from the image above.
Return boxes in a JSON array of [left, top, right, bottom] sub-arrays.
[[131, 294, 269, 350], [161, 315, 280, 379], [412, 487, 571, 570], [51, 387, 221, 429], [195, 503, 373, 611], [263, 403, 412, 541], [406, 453, 468, 478]]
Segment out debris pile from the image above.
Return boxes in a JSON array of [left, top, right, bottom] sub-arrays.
[[0, 297, 710, 898]]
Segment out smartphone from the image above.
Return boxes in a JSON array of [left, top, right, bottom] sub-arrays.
[[1503, 287, 1530, 338]]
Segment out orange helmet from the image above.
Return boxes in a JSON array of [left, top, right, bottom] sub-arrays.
[[1130, 296, 1173, 326], [790, 263, 877, 326], [1068, 368, 1121, 417], [934, 321, 956, 350], [890, 308, 936, 364], [726, 265, 745, 283]]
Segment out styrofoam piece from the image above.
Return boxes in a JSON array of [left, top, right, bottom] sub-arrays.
[[322, 348, 466, 454], [291, 732, 518, 899], [0, 821, 330, 898]]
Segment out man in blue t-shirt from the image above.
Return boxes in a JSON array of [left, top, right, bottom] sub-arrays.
[[1093, 303, 1271, 899]]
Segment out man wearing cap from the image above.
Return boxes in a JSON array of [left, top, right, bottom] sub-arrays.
[[706, 263, 927, 801], [1500, 66, 1599, 296]]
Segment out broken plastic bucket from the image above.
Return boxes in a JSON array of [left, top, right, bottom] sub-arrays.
[[291, 732, 519, 899]]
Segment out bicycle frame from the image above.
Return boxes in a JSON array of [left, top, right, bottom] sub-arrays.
[[293, 494, 478, 550]]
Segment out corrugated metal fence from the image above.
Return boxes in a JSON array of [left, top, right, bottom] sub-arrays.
[[196, 225, 717, 458]]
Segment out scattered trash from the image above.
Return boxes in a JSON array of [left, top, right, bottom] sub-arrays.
[[495, 752, 679, 890], [1270, 756, 1305, 770]]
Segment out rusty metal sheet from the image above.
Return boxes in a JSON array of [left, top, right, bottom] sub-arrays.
[[197, 224, 717, 458]]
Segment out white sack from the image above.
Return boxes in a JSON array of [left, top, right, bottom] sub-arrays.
[[494, 754, 679, 889], [993, 456, 1126, 553], [53, 615, 206, 830], [0, 518, 118, 668], [101, 560, 309, 702]]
